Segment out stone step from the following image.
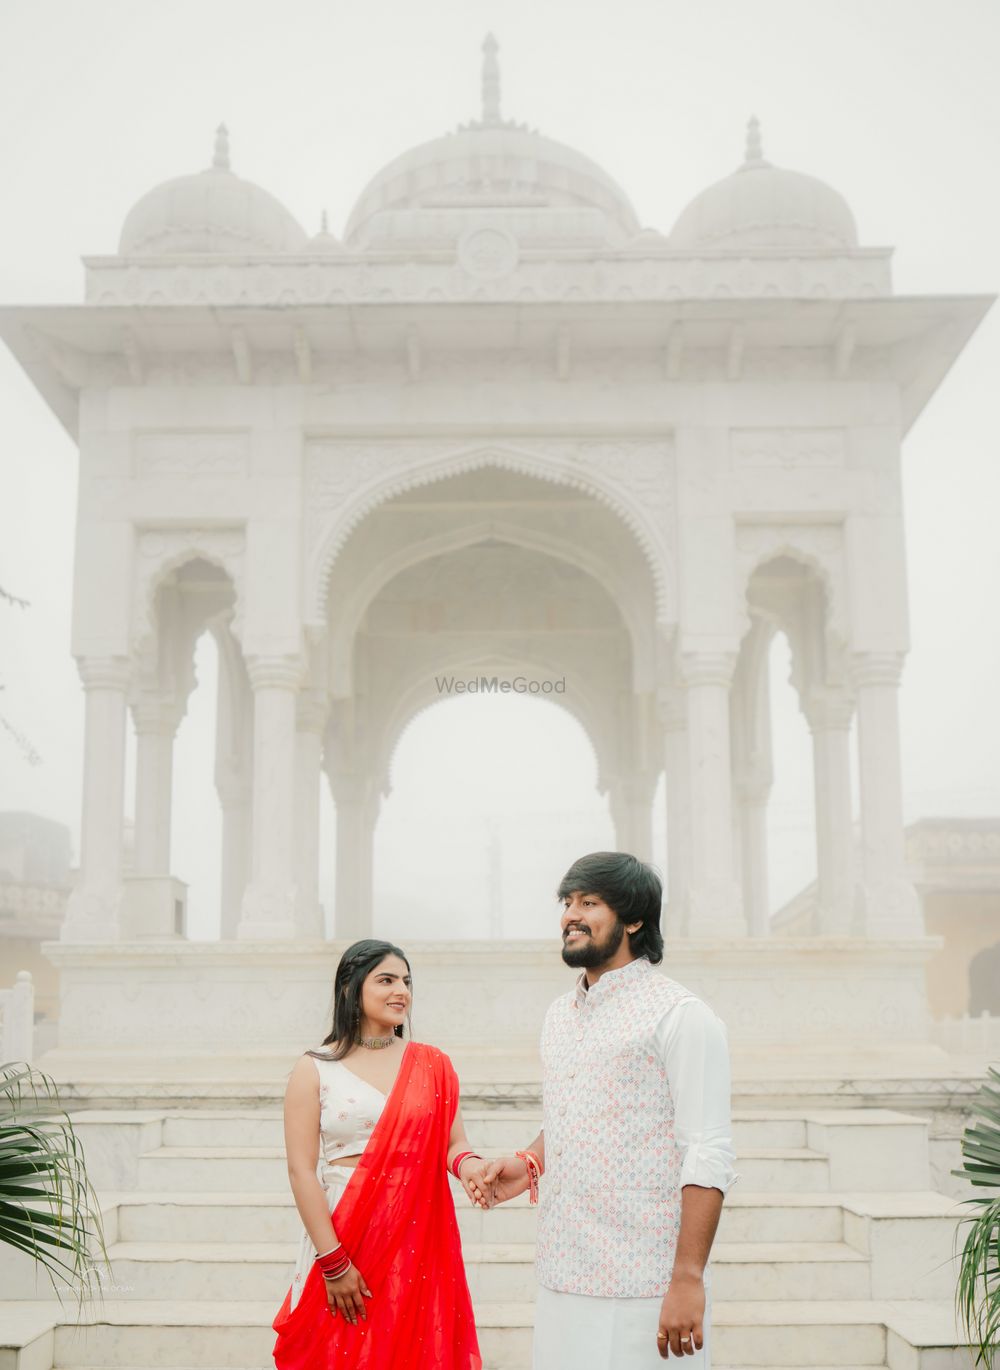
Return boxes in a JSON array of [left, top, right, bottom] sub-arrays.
[[1, 1297, 972, 1370], [110, 1189, 540, 1246], [96, 1236, 873, 1304], [158, 1108, 809, 1152], [133, 1144, 832, 1193], [110, 1187, 852, 1247]]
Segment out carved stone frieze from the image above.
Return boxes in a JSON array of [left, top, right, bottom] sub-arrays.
[[85, 252, 892, 307], [732, 427, 846, 469], [134, 431, 249, 478]]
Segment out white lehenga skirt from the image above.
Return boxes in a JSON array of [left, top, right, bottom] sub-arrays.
[[286, 1163, 353, 1313], [532, 1269, 713, 1370]]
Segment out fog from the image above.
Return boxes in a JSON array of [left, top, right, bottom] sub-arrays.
[[1, 0, 998, 940]]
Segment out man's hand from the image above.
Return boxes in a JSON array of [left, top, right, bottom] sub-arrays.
[[656, 1271, 705, 1358], [474, 1155, 531, 1206]]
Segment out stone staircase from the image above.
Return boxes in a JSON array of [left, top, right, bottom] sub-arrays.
[[0, 1103, 977, 1369]]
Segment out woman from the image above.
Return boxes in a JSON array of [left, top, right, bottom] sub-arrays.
[[272, 939, 488, 1369]]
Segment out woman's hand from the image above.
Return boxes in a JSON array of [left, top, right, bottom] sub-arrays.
[[476, 1155, 531, 1206], [458, 1155, 494, 1209], [323, 1263, 372, 1325]]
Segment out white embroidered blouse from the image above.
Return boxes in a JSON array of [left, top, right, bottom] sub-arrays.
[[535, 957, 738, 1299], [308, 1051, 386, 1169]]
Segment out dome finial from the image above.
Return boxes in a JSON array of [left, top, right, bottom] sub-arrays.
[[320, 208, 329, 234], [482, 33, 501, 124], [213, 123, 231, 172], [745, 114, 763, 164]]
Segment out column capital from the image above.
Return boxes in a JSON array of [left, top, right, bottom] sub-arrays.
[[76, 655, 132, 691], [803, 686, 856, 732], [328, 770, 374, 807], [245, 654, 304, 691], [680, 650, 738, 688], [850, 651, 906, 688], [130, 690, 182, 736]]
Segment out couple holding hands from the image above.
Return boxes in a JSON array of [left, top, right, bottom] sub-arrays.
[[273, 851, 736, 1369]]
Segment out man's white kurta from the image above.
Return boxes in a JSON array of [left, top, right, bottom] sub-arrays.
[[532, 957, 737, 1370]]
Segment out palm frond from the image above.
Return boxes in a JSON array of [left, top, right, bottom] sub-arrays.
[[0, 1061, 112, 1321], [954, 1065, 1000, 1369]]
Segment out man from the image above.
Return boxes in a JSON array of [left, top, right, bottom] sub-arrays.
[[480, 851, 737, 1367]]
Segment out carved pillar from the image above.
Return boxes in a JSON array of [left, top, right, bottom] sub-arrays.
[[681, 651, 745, 937], [131, 693, 178, 877], [62, 656, 132, 942], [735, 770, 771, 938], [609, 772, 657, 862], [852, 653, 921, 936], [214, 627, 252, 940], [237, 655, 302, 940], [295, 691, 327, 938], [805, 687, 857, 936], [217, 773, 251, 940], [330, 773, 379, 942], [659, 689, 691, 937]]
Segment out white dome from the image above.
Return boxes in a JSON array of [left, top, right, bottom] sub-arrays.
[[305, 210, 343, 254], [118, 126, 307, 256], [670, 119, 858, 251], [343, 36, 639, 249], [344, 125, 640, 247]]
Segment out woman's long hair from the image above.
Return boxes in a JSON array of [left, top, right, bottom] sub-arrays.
[[305, 939, 412, 1062]]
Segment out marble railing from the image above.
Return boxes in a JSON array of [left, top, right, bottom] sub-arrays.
[[0, 969, 34, 1065]]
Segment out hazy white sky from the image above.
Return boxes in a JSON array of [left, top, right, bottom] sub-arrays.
[[1, 0, 998, 941]]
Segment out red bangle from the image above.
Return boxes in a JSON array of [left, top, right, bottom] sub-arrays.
[[516, 1149, 542, 1205], [451, 1150, 482, 1178], [315, 1243, 351, 1279]]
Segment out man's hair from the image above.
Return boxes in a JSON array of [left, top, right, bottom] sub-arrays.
[[556, 851, 664, 965]]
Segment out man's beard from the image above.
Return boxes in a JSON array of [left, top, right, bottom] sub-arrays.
[[561, 917, 626, 969]]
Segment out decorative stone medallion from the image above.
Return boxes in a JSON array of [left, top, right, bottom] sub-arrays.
[[457, 226, 520, 280]]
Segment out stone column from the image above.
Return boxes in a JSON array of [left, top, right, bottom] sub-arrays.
[[131, 693, 177, 877], [62, 656, 132, 942], [659, 689, 691, 937], [681, 651, 745, 937], [294, 692, 327, 938], [331, 773, 378, 941], [806, 688, 857, 936], [237, 655, 302, 940], [735, 770, 771, 938], [609, 773, 656, 862], [217, 774, 252, 940], [214, 633, 253, 940], [852, 653, 922, 937]]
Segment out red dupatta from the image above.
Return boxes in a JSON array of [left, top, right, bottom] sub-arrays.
[[272, 1040, 482, 1369]]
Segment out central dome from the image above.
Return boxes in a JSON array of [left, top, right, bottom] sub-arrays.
[[343, 36, 640, 250]]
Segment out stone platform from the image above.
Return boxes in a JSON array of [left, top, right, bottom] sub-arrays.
[[39, 936, 945, 1077]]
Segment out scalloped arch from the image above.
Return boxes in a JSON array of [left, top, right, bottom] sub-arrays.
[[131, 528, 245, 657], [326, 516, 654, 699], [307, 442, 675, 627], [735, 526, 847, 649]]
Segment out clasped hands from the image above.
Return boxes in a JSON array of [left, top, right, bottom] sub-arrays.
[[462, 1153, 532, 1208]]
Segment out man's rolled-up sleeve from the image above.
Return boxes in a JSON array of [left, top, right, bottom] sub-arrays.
[[655, 997, 739, 1196]]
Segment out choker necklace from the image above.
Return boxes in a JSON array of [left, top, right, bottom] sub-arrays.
[[355, 1033, 396, 1050]]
